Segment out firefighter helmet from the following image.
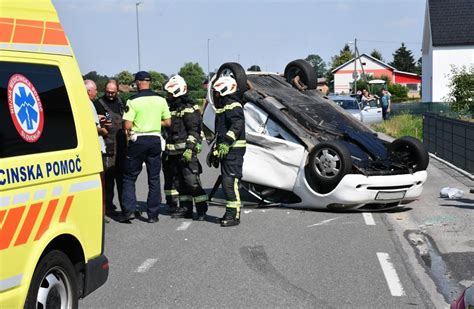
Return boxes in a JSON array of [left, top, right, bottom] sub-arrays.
[[212, 76, 237, 97], [164, 75, 187, 97]]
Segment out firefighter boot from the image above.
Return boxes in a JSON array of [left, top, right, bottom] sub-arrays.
[[171, 201, 193, 219], [220, 208, 240, 227]]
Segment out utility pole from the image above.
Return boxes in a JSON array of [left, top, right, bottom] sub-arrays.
[[353, 38, 357, 95], [136, 1, 143, 71], [207, 38, 210, 80]]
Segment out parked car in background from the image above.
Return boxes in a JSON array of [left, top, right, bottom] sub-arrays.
[[329, 95, 383, 125]]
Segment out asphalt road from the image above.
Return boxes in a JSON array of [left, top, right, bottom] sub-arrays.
[[78, 150, 455, 308]]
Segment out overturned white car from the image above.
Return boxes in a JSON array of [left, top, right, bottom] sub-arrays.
[[203, 60, 428, 210]]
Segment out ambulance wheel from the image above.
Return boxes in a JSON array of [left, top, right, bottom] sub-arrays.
[[25, 250, 79, 309]]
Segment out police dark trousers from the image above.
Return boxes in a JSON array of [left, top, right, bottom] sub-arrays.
[[215, 94, 246, 220], [165, 95, 207, 216], [122, 136, 162, 218], [96, 96, 126, 212]]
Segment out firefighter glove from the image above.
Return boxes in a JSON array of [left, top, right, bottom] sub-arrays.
[[183, 148, 193, 162], [196, 143, 203, 154], [217, 143, 230, 159]]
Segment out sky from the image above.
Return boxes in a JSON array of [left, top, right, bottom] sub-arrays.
[[53, 0, 426, 77]]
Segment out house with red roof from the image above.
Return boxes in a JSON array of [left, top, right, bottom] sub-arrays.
[[331, 54, 421, 95]]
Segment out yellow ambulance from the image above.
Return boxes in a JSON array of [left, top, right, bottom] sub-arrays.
[[0, 0, 108, 307]]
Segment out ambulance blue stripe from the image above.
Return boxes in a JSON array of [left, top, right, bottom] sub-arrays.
[[0, 196, 10, 208], [13, 193, 29, 205], [33, 189, 47, 201], [0, 274, 23, 292], [69, 179, 100, 193], [52, 186, 62, 197]]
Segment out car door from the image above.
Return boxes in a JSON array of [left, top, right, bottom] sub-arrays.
[[242, 103, 306, 191], [360, 99, 383, 124]]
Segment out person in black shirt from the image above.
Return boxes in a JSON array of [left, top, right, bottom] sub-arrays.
[[95, 80, 127, 215]]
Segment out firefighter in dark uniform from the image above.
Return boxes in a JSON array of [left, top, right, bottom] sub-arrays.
[[163, 75, 208, 220], [212, 76, 246, 227], [162, 99, 179, 214]]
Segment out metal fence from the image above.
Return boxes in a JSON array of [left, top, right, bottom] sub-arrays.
[[391, 102, 451, 116], [423, 112, 474, 173]]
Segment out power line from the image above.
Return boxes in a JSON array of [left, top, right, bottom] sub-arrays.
[[357, 39, 422, 45]]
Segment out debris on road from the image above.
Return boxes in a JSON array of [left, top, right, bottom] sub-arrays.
[[439, 187, 464, 199]]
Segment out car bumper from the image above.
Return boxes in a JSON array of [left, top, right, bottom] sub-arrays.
[[290, 170, 427, 210], [82, 254, 109, 298]]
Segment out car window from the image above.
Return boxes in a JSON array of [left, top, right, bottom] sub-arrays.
[[0, 61, 77, 158], [334, 99, 359, 110]]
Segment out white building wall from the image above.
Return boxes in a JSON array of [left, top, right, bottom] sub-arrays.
[[422, 44, 433, 101], [334, 73, 353, 94], [432, 46, 474, 102]]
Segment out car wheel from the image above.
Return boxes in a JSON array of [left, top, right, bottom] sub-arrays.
[[284, 59, 317, 90], [25, 250, 79, 309], [216, 62, 248, 96], [306, 141, 352, 194], [389, 136, 429, 172]]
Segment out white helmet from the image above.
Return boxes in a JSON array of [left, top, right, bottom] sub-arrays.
[[212, 76, 237, 96], [164, 75, 187, 97]]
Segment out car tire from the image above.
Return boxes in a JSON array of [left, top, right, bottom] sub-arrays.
[[306, 141, 352, 194], [389, 136, 429, 172], [284, 59, 317, 90], [216, 62, 248, 96], [25, 250, 79, 309]]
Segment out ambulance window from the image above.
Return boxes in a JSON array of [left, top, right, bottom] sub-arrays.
[[0, 62, 77, 158]]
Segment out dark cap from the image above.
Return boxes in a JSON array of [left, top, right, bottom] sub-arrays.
[[134, 71, 151, 81]]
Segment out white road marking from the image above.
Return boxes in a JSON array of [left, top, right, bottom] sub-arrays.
[[244, 210, 253, 214], [135, 259, 158, 273], [363, 213, 376, 225], [176, 222, 192, 231], [307, 217, 341, 227], [377, 252, 406, 297]]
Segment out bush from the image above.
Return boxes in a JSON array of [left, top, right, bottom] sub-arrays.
[[372, 113, 423, 140], [388, 83, 409, 99], [445, 65, 474, 114]]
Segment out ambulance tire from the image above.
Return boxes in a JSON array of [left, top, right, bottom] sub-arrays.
[[25, 250, 79, 309]]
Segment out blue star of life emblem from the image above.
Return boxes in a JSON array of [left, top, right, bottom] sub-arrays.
[[15, 86, 39, 130]]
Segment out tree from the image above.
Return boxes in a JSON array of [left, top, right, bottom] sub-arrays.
[[83, 71, 109, 91], [370, 49, 384, 62], [326, 44, 354, 83], [116, 70, 134, 86], [389, 43, 416, 73], [148, 70, 165, 91], [178, 62, 206, 100], [415, 57, 422, 75], [445, 65, 474, 113], [248, 65, 261, 72], [305, 54, 327, 78]]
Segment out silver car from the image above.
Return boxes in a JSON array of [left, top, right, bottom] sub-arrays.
[[329, 95, 383, 125]]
